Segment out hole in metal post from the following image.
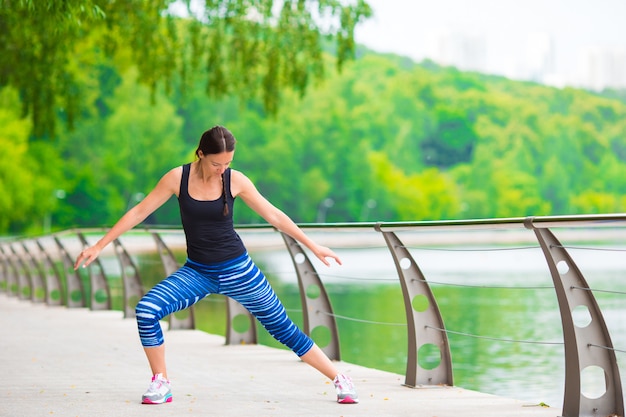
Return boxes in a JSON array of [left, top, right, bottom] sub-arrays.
[[418, 343, 442, 370], [400, 257, 411, 270], [94, 288, 108, 304], [311, 325, 331, 348], [294, 253, 305, 264], [232, 313, 251, 333], [556, 260, 569, 275], [412, 294, 429, 312], [572, 305, 592, 328], [581, 366, 607, 399], [306, 284, 321, 299]]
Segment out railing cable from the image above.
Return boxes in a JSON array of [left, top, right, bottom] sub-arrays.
[[317, 272, 398, 282], [401, 245, 540, 252], [412, 277, 553, 290], [426, 325, 564, 345], [588, 344, 626, 354], [572, 286, 626, 296], [316, 273, 555, 289], [553, 244, 626, 252], [317, 310, 406, 326]]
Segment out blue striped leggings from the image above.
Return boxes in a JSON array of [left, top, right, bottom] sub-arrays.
[[135, 252, 314, 357]]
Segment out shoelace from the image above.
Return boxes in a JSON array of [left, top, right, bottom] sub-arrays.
[[335, 375, 354, 391], [148, 376, 166, 392]]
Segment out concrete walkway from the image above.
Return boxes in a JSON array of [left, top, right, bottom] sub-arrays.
[[0, 293, 558, 417]]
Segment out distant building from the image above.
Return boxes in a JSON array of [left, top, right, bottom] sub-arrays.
[[425, 29, 488, 73], [577, 46, 626, 91], [422, 30, 626, 91], [524, 32, 556, 83]]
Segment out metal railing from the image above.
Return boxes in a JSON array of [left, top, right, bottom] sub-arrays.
[[1, 213, 625, 417]]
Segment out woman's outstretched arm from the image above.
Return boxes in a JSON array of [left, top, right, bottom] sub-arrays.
[[233, 170, 342, 267], [74, 167, 181, 269]]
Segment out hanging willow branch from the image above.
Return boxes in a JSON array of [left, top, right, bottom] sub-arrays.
[[0, 0, 372, 139]]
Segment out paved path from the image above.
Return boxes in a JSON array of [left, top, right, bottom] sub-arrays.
[[0, 293, 558, 417]]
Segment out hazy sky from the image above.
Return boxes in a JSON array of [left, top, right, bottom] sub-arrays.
[[354, 0, 626, 80]]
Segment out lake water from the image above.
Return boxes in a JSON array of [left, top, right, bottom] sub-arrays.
[[101, 229, 626, 410]]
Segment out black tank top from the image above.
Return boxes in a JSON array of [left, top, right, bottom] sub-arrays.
[[178, 163, 246, 264]]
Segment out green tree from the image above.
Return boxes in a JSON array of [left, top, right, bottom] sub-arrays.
[[422, 104, 476, 168], [0, 0, 372, 138], [570, 191, 623, 214], [368, 151, 460, 220], [59, 69, 187, 227], [0, 88, 35, 231]]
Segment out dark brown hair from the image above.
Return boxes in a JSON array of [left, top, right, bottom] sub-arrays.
[[195, 125, 236, 157], [195, 126, 237, 216]]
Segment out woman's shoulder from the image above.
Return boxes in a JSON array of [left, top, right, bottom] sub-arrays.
[[229, 169, 254, 196], [149, 165, 184, 198], [165, 165, 185, 178], [159, 165, 184, 187], [230, 168, 252, 183]]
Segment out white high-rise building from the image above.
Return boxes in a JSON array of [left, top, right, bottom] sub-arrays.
[[421, 30, 626, 90], [425, 29, 488, 73], [524, 32, 556, 84], [577, 46, 626, 91]]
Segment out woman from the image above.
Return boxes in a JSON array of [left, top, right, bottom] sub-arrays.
[[74, 126, 358, 405]]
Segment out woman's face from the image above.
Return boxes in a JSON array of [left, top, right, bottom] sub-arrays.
[[200, 151, 234, 175]]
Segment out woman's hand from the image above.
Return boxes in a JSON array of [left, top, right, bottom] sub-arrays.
[[312, 244, 343, 267], [74, 246, 101, 270]]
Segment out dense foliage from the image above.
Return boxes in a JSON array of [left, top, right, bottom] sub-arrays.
[[1, 5, 625, 235], [0, 0, 371, 138], [230, 54, 626, 223], [0, 0, 371, 233]]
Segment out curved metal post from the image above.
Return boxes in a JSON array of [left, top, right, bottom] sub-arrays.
[[377, 228, 453, 387], [0, 244, 7, 292], [526, 223, 624, 417], [20, 240, 46, 303], [54, 236, 85, 308], [0, 244, 15, 294], [280, 233, 340, 360], [113, 238, 145, 318], [35, 239, 64, 306], [224, 295, 258, 345], [151, 232, 195, 330], [6, 246, 20, 297], [9, 243, 32, 300], [76, 233, 111, 310]]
